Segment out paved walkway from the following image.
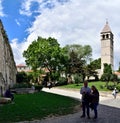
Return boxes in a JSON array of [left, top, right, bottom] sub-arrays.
[[42, 87, 120, 108], [18, 87, 120, 123]]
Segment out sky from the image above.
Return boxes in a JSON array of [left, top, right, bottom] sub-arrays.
[[0, 0, 120, 70]]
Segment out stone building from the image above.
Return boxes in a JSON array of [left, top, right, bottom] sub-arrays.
[[0, 20, 17, 96], [100, 21, 114, 75], [16, 64, 32, 72]]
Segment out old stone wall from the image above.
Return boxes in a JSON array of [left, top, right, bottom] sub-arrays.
[[0, 20, 17, 96]]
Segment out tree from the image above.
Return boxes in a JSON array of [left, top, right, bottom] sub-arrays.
[[85, 58, 101, 81], [16, 72, 28, 83], [23, 37, 65, 83], [63, 44, 92, 82], [101, 63, 112, 87], [90, 58, 101, 70]]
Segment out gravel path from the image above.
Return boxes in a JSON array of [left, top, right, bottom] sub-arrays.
[[18, 88, 120, 123]]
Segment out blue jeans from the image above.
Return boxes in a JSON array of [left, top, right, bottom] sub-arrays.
[[93, 102, 98, 118], [82, 101, 90, 117]]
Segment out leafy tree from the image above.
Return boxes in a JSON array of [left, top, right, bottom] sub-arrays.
[[101, 63, 112, 87], [90, 58, 101, 70], [63, 44, 92, 82], [110, 74, 118, 86], [16, 72, 28, 83], [85, 58, 101, 81], [23, 37, 65, 83], [85, 64, 98, 81]]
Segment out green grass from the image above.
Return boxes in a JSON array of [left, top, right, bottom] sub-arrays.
[[58, 81, 115, 91], [0, 92, 80, 123]]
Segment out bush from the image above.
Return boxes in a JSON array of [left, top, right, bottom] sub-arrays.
[[55, 77, 67, 86], [12, 83, 31, 89], [74, 74, 80, 85], [116, 85, 120, 92], [35, 85, 43, 92], [107, 85, 115, 90]]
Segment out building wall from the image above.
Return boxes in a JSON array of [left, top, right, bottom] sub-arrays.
[[101, 30, 114, 75], [0, 20, 17, 96], [16, 64, 32, 72]]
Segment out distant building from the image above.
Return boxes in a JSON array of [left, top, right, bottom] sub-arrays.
[[100, 21, 114, 75], [0, 20, 17, 96], [16, 64, 32, 72]]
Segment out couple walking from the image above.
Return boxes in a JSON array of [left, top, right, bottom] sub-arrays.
[[80, 81, 99, 119]]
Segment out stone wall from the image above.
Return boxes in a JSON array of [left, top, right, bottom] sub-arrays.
[[0, 20, 17, 96]]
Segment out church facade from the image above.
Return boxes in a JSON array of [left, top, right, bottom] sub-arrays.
[[0, 20, 17, 96], [100, 21, 114, 75]]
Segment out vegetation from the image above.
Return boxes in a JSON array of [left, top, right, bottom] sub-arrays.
[[58, 81, 120, 91], [22, 37, 94, 84], [22, 36, 119, 90], [0, 92, 80, 122], [23, 37, 66, 84], [101, 63, 118, 87]]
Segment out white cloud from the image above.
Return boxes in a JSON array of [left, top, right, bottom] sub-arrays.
[[10, 38, 30, 65], [0, 0, 5, 17], [15, 19, 21, 26], [13, 0, 120, 70]]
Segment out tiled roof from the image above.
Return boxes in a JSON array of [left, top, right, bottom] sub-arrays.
[[16, 64, 26, 67], [101, 21, 112, 33], [114, 72, 120, 75]]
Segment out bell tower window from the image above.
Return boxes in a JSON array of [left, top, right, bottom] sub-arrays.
[[106, 34, 109, 39], [102, 35, 105, 39]]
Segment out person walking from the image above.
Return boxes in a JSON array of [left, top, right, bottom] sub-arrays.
[[90, 85, 99, 119], [80, 81, 91, 119], [112, 88, 117, 99]]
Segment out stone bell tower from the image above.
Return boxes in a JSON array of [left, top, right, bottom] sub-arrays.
[[100, 21, 114, 74]]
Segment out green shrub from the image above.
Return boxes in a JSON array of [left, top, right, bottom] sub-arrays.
[[12, 83, 31, 89], [74, 74, 81, 85], [107, 85, 115, 90], [35, 85, 43, 92], [116, 85, 120, 92], [55, 77, 67, 86]]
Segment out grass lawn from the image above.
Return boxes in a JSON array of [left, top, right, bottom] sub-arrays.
[[0, 91, 80, 123], [58, 81, 115, 91]]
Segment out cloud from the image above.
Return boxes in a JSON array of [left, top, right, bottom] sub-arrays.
[[10, 38, 30, 65], [19, 0, 69, 16], [15, 19, 21, 26], [0, 0, 5, 17], [12, 0, 120, 70]]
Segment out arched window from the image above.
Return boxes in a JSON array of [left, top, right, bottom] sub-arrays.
[[102, 35, 105, 39], [106, 34, 109, 39]]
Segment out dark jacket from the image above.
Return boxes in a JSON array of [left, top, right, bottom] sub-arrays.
[[90, 90, 99, 103]]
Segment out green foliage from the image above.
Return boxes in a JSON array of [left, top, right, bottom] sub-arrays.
[[16, 72, 28, 83], [74, 74, 82, 85], [107, 85, 115, 90], [34, 85, 43, 91], [12, 83, 31, 89], [63, 44, 92, 81], [59, 81, 115, 91], [56, 77, 67, 86], [51, 71, 60, 82], [23, 36, 66, 82], [103, 63, 112, 74], [101, 63, 113, 87], [116, 85, 120, 91], [90, 58, 101, 69]]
